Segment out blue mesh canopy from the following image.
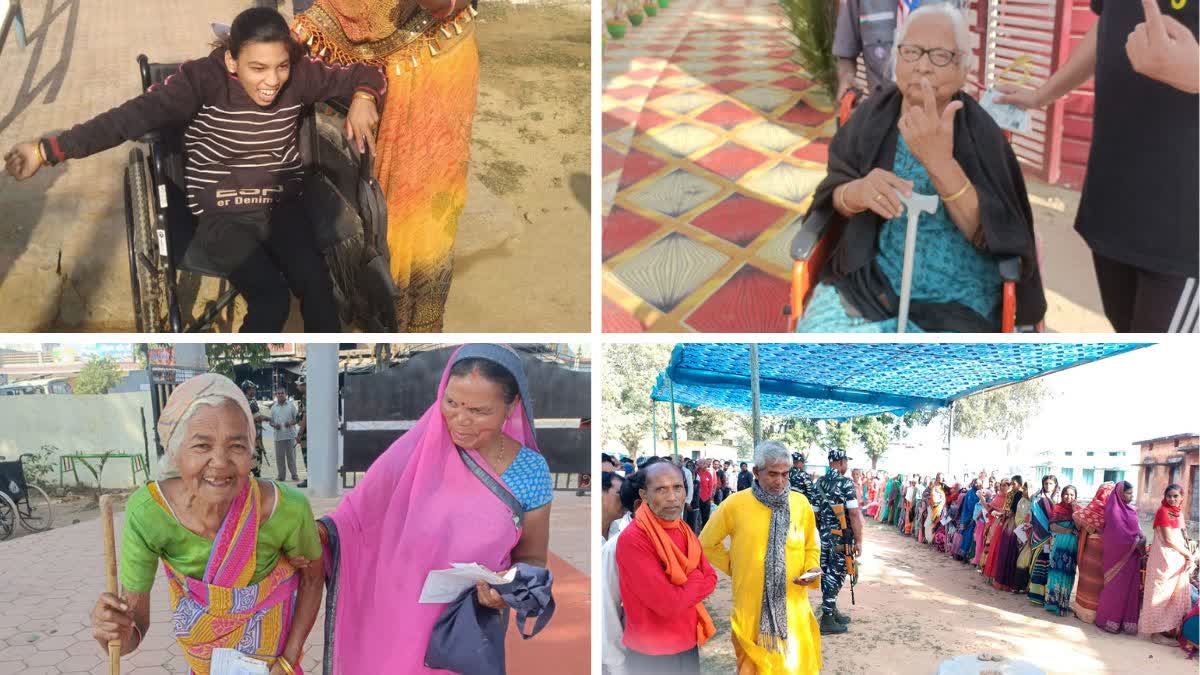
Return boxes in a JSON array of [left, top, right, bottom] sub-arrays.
[[650, 343, 1148, 420]]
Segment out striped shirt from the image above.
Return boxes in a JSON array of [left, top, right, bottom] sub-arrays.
[[48, 48, 386, 216]]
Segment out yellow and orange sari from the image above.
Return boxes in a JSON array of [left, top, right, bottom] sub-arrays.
[[293, 0, 480, 331]]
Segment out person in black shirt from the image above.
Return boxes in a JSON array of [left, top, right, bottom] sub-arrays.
[[998, 0, 1198, 332], [736, 462, 754, 491]]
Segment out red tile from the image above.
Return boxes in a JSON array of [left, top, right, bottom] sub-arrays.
[[711, 54, 744, 63], [693, 142, 768, 181], [685, 264, 790, 332], [689, 192, 787, 247], [603, 145, 626, 177], [603, 297, 647, 332], [707, 65, 743, 77], [619, 149, 668, 188], [625, 68, 664, 80], [635, 109, 673, 133], [791, 140, 830, 163], [716, 44, 742, 52], [607, 85, 652, 101], [773, 76, 814, 90], [767, 49, 794, 59], [602, 109, 637, 134], [648, 85, 681, 100], [695, 100, 758, 129], [770, 61, 802, 73], [604, 207, 662, 260], [779, 101, 832, 127], [706, 79, 749, 94]]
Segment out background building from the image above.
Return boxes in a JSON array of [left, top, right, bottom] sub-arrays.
[[1136, 433, 1199, 527]]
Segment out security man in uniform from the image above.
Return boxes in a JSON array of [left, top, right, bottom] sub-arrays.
[[812, 448, 865, 635], [241, 380, 269, 478], [788, 452, 814, 501]]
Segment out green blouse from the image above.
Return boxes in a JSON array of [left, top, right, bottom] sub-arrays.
[[119, 480, 321, 593]]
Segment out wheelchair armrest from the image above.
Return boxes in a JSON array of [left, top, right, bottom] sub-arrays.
[[790, 206, 834, 261], [997, 256, 1022, 282]]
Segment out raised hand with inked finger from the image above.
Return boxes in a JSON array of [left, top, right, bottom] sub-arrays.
[[1126, 0, 1200, 93], [899, 78, 963, 169]]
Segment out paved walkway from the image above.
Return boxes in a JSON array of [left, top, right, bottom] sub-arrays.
[[600, 0, 1111, 333], [602, 0, 833, 332], [0, 491, 589, 674]]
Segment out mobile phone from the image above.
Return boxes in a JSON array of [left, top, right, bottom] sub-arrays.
[[796, 570, 822, 583]]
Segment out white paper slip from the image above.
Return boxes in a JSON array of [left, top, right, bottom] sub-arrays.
[[980, 89, 1032, 135], [211, 648, 271, 675], [419, 562, 517, 604]]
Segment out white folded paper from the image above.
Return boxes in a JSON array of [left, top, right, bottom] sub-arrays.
[[211, 648, 270, 675], [979, 89, 1032, 135], [419, 562, 517, 604]]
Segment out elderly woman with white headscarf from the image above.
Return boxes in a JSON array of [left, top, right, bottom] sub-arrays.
[[797, 3, 1045, 333], [89, 374, 323, 675]]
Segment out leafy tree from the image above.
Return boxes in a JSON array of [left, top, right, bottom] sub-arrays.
[[205, 344, 271, 379], [950, 380, 1051, 440], [678, 405, 733, 442], [600, 344, 674, 456], [852, 414, 893, 469], [819, 420, 855, 454], [74, 355, 124, 394]]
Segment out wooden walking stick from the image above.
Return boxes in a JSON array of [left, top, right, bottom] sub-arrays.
[[99, 495, 121, 675]]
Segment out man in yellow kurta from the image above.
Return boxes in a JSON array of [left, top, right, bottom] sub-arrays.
[[699, 441, 822, 674]]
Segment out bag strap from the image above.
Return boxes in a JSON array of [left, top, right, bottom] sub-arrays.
[[457, 446, 525, 529]]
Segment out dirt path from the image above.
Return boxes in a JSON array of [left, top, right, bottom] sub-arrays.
[[700, 519, 1194, 674]]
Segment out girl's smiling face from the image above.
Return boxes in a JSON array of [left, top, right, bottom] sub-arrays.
[[225, 40, 292, 107]]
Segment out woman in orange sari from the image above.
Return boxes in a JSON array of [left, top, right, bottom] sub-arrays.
[[1073, 482, 1116, 623], [981, 479, 1013, 576], [293, 0, 480, 331]]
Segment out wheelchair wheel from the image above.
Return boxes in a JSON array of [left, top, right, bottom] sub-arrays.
[[125, 148, 165, 332], [0, 492, 16, 540], [17, 484, 52, 532]]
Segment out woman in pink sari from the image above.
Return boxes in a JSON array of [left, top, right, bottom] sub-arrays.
[[1096, 480, 1147, 634], [977, 480, 1009, 569], [314, 344, 554, 673], [1140, 484, 1195, 643]]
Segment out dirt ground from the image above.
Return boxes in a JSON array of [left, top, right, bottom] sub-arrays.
[[445, 2, 592, 331], [700, 519, 1194, 674]]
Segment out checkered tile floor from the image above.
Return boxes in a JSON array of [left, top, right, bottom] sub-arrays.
[[602, 0, 837, 332]]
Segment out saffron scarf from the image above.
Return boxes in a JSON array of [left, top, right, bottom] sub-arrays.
[[149, 480, 300, 674], [634, 503, 717, 646]]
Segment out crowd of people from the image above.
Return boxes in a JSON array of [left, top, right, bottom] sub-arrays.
[[856, 469, 1198, 653], [601, 450, 1199, 674]]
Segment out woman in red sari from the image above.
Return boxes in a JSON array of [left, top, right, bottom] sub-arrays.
[[1140, 484, 1195, 643], [1073, 482, 1116, 623], [1096, 480, 1146, 634], [977, 479, 1009, 569]]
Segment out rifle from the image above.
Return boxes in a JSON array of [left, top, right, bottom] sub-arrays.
[[831, 503, 859, 605]]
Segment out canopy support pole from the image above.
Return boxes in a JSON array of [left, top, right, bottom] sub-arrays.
[[651, 401, 657, 455], [750, 344, 761, 446], [669, 378, 679, 459], [946, 401, 955, 475]]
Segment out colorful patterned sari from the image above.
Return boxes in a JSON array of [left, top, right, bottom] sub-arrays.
[[294, 0, 481, 331], [148, 480, 299, 674], [1096, 481, 1144, 634], [1025, 494, 1054, 605], [1044, 504, 1078, 617]]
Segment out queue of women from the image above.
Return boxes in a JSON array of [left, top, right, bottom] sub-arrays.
[[87, 344, 555, 674], [855, 470, 1199, 655]]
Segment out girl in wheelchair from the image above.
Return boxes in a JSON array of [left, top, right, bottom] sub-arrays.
[[3, 7, 386, 332]]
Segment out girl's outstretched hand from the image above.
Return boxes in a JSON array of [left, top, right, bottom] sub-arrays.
[[4, 142, 42, 180]]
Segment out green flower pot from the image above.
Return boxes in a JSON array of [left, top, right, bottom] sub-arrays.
[[644, 3, 657, 16], [606, 21, 627, 38], [658, 0, 669, 8], [628, 11, 644, 25]]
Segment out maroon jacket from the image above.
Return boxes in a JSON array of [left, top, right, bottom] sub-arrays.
[[43, 49, 386, 216]]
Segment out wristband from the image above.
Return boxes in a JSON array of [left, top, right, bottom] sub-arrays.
[[941, 181, 971, 204]]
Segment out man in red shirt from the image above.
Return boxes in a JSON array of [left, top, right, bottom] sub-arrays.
[[616, 462, 718, 674], [697, 459, 716, 530]]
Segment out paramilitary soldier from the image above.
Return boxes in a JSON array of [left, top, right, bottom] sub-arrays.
[[812, 448, 865, 635], [789, 452, 814, 500]]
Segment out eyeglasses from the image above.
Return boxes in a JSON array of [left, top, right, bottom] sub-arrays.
[[897, 44, 960, 67]]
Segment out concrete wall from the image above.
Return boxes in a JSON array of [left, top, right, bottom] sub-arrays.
[[1137, 436, 1199, 522], [0, 392, 157, 489]]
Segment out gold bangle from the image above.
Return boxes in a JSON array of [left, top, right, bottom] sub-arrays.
[[276, 657, 296, 675], [33, 141, 46, 167], [353, 91, 376, 104], [941, 181, 971, 204], [837, 184, 864, 215]]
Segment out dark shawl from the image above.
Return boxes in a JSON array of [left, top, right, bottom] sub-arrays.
[[807, 83, 1046, 331]]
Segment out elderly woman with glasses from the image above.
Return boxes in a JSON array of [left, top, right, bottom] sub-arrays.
[[796, 3, 1045, 333]]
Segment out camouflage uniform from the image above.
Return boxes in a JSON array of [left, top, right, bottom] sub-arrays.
[[812, 449, 859, 619], [789, 453, 814, 500]]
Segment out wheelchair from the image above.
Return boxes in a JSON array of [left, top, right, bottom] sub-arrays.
[[123, 54, 400, 332], [783, 88, 1041, 333], [0, 454, 53, 540]]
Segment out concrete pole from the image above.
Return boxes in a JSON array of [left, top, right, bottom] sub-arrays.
[[669, 378, 679, 459], [750, 344, 761, 446], [306, 343, 339, 498]]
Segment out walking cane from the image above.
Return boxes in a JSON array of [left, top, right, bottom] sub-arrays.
[[99, 495, 121, 675], [894, 191, 939, 333]]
